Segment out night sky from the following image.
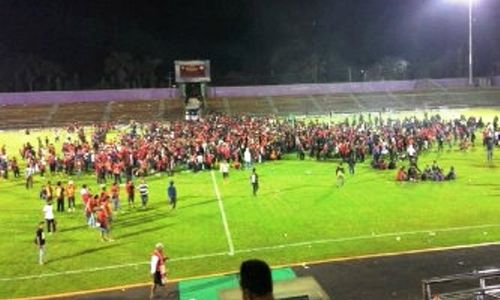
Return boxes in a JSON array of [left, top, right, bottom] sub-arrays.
[[0, 0, 499, 89]]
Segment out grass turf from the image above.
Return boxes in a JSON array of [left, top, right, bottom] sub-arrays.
[[0, 108, 499, 299]]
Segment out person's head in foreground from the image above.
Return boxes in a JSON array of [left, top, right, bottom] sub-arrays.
[[239, 259, 274, 300]]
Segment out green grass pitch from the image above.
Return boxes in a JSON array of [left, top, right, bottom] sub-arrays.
[[0, 107, 499, 298]]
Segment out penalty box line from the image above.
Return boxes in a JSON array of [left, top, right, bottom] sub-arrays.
[[2, 224, 500, 282], [210, 170, 235, 256]]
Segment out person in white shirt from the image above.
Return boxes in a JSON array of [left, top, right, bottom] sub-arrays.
[[244, 148, 252, 170], [220, 160, 229, 179], [42, 202, 56, 233], [150, 243, 168, 299], [407, 144, 416, 158], [25, 164, 35, 189]]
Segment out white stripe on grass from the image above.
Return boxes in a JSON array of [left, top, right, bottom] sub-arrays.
[[1, 223, 499, 282], [235, 223, 500, 254], [0, 252, 228, 282], [210, 170, 235, 256]]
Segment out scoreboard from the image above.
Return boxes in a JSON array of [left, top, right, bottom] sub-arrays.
[[174, 60, 211, 83]]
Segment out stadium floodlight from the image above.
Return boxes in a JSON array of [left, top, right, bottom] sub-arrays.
[[449, 0, 478, 86]]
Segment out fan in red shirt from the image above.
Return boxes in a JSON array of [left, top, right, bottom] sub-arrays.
[[112, 162, 122, 184], [110, 182, 120, 212], [96, 207, 112, 242], [125, 180, 135, 209]]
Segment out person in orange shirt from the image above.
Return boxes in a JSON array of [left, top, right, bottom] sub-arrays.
[[44, 181, 53, 202], [110, 182, 121, 212], [66, 180, 76, 212], [96, 207, 113, 242], [99, 185, 109, 206], [88, 194, 99, 228], [396, 166, 407, 182], [113, 162, 122, 184], [102, 196, 113, 224]]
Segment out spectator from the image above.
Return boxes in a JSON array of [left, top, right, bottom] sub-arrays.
[[150, 243, 169, 299], [125, 180, 135, 209], [445, 166, 456, 181], [25, 164, 35, 189], [244, 148, 252, 170], [396, 166, 407, 182], [66, 180, 76, 212], [42, 201, 56, 234], [34, 221, 46, 265], [336, 163, 345, 187], [239, 259, 274, 300], [167, 180, 177, 209], [110, 182, 120, 212], [138, 179, 149, 209], [250, 168, 259, 196], [220, 160, 230, 179], [55, 181, 65, 212]]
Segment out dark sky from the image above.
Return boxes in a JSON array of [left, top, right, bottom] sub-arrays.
[[0, 0, 499, 87]]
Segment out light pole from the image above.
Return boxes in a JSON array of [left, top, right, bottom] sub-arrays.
[[467, 0, 473, 86], [450, 0, 476, 85]]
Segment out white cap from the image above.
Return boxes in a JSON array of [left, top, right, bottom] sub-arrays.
[[155, 243, 164, 250]]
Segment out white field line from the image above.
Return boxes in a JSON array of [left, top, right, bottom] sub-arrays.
[[0, 252, 227, 282], [1, 223, 500, 282], [210, 170, 235, 256], [234, 223, 500, 254]]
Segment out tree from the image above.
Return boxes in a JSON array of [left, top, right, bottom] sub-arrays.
[[367, 57, 409, 81], [0, 54, 65, 92], [103, 52, 134, 88]]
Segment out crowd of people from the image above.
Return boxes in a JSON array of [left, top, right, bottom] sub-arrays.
[[2, 113, 497, 186], [1, 112, 498, 267]]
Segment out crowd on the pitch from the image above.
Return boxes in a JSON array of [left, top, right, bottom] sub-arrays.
[[0, 113, 498, 184], [0, 113, 498, 245]]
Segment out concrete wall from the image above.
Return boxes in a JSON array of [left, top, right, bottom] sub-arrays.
[[0, 88, 178, 105], [0, 77, 497, 105]]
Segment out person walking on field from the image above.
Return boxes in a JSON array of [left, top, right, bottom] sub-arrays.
[[42, 201, 56, 234], [35, 222, 46, 265], [44, 181, 53, 202], [55, 181, 65, 212], [485, 133, 494, 163], [97, 207, 113, 242], [220, 160, 230, 180], [336, 163, 345, 188], [125, 180, 135, 209], [66, 180, 76, 212], [110, 182, 121, 212], [250, 168, 259, 196], [244, 148, 252, 170], [150, 243, 169, 299], [138, 179, 149, 209], [167, 181, 177, 209], [25, 164, 35, 189]]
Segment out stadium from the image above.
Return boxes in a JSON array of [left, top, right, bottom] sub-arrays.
[[1, 1, 500, 300]]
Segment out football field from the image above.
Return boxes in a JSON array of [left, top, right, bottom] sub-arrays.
[[0, 108, 499, 299]]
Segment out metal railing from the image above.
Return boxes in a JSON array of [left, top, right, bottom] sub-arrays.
[[423, 268, 500, 300]]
